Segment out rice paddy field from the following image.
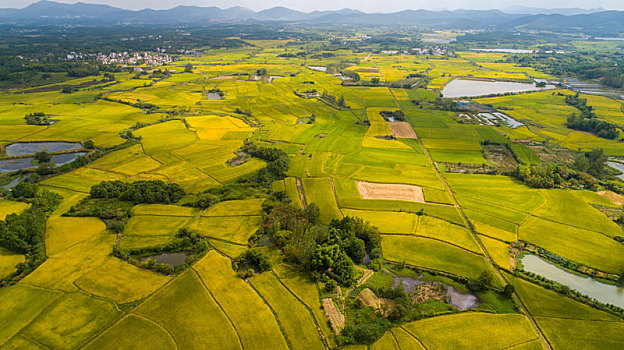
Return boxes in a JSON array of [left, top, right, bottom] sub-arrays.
[[0, 38, 623, 350]]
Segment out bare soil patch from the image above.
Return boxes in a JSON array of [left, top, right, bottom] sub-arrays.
[[412, 283, 445, 304], [322, 298, 344, 334], [358, 181, 424, 202], [598, 190, 624, 206], [357, 288, 382, 309], [389, 122, 417, 139], [211, 75, 234, 80], [356, 288, 394, 315]]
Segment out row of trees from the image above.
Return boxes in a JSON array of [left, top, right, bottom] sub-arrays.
[[90, 180, 185, 204], [320, 90, 349, 109], [567, 113, 619, 139]]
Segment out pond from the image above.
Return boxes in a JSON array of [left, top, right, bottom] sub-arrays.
[[141, 251, 191, 268], [393, 276, 480, 310], [471, 48, 536, 54], [5, 142, 82, 157], [207, 92, 223, 100], [446, 286, 481, 310], [52, 152, 87, 166], [442, 79, 551, 98], [0, 152, 87, 173], [607, 162, 624, 180], [520, 254, 624, 309], [563, 78, 624, 100], [0, 158, 34, 173], [308, 66, 327, 72]]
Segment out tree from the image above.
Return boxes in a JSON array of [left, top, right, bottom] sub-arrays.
[[468, 270, 494, 292], [12, 183, 38, 198], [503, 284, 515, 298], [84, 140, 95, 149], [303, 203, 321, 225], [345, 237, 366, 263], [184, 63, 194, 73], [337, 95, 346, 108], [325, 279, 337, 293], [34, 151, 52, 164], [371, 77, 380, 85]]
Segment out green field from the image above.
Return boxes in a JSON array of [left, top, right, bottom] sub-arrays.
[[0, 35, 622, 350]]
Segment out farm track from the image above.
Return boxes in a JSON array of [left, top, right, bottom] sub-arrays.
[[375, 54, 553, 350], [295, 177, 307, 208]]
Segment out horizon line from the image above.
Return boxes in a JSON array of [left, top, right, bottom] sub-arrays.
[[3, 1, 618, 13]]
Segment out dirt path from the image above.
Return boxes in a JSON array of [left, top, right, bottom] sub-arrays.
[[356, 268, 374, 286], [295, 177, 307, 209]]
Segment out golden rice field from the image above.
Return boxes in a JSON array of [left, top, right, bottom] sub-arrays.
[[0, 38, 623, 350]]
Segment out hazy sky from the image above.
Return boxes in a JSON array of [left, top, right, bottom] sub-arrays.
[[3, 0, 624, 12]]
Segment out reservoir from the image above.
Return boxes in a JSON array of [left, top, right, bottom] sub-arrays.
[[442, 79, 551, 98], [5, 142, 82, 157], [520, 254, 624, 309]]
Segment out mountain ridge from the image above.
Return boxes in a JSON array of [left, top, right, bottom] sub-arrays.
[[2, 0, 624, 34]]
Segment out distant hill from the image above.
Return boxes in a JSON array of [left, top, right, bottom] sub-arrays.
[[503, 6, 606, 16], [2, 0, 624, 34]]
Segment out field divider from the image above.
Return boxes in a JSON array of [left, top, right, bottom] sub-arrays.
[[130, 314, 181, 350], [16, 332, 53, 350], [530, 315, 624, 323], [381, 233, 485, 256], [272, 273, 332, 349], [1, 291, 64, 349], [398, 325, 429, 350], [500, 337, 540, 350], [246, 279, 295, 350], [387, 328, 402, 349], [190, 269, 245, 350], [76, 296, 127, 349]]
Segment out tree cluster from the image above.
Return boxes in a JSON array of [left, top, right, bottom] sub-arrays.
[[263, 201, 382, 286], [379, 110, 406, 121], [188, 144, 290, 209], [113, 228, 210, 275], [320, 90, 349, 109], [24, 112, 51, 126], [567, 113, 618, 139], [232, 249, 272, 278], [514, 149, 608, 189], [0, 184, 62, 283], [90, 180, 185, 204]]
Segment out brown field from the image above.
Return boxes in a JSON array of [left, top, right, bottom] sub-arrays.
[[357, 288, 382, 309], [358, 181, 424, 202], [390, 122, 418, 139], [323, 298, 345, 334], [597, 190, 624, 206]]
